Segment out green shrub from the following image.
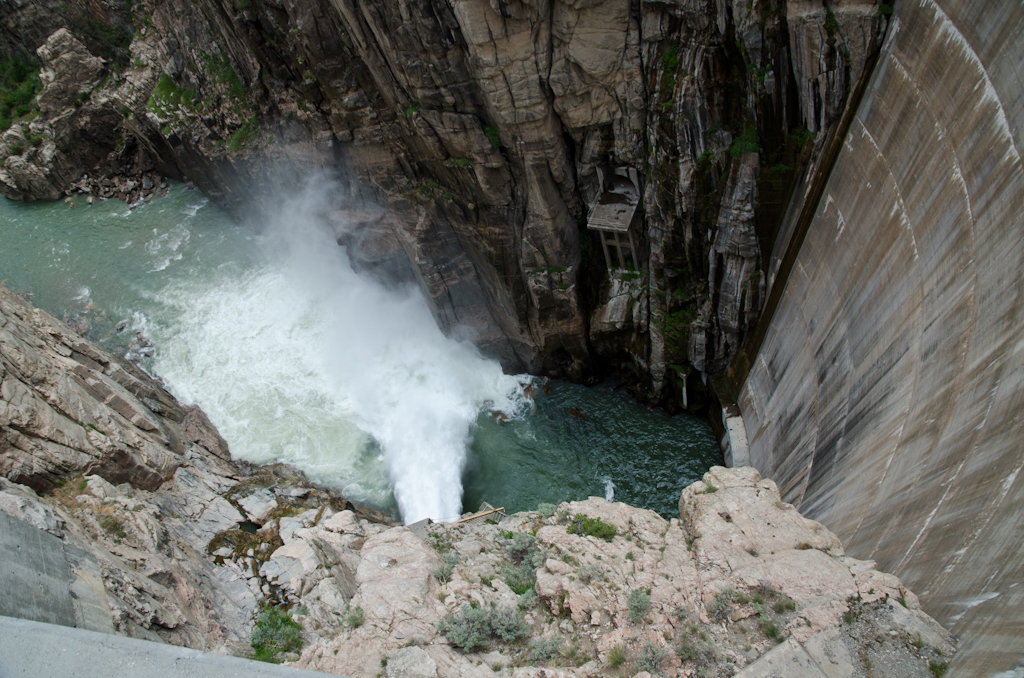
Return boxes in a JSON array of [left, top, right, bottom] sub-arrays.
[[728, 128, 760, 157], [228, 117, 259, 152], [566, 514, 616, 542], [507, 532, 536, 563], [606, 644, 626, 668], [235, 0, 252, 9], [528, 637, 561, 662], [501, 562, 536, 595], [578, 564, 603, 585], [438, 604, 528, 652], [537, 503, 556, 519], [488, 605, 529, 642], [8, 141, 24, 156], [484, 126, 500, 149], [677, 640, 697, 661], [343, 604, 363, 628], [449, 157, 474, 167], [929, 660, 948, 677], [517, 589, 537, 609], [635, 643, 667, 674], [251, 606, 303, 663], [0, 55, 41, 132], [709, 587, 735, 622], [434, 550, 459, 583], [627, 589, 650, 623]]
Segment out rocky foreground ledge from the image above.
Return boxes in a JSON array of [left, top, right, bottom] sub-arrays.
[[0, 284, 954, 677]]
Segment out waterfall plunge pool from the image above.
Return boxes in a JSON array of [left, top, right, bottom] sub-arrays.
[[0, 181, 721, 522]]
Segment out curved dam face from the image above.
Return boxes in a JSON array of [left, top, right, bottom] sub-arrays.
[[738, 1, 1024, 673]]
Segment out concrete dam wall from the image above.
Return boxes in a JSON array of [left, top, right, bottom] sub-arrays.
[[737, 0, 1024, 673]]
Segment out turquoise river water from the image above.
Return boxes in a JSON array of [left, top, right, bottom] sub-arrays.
[[0, 181, 720, 522]]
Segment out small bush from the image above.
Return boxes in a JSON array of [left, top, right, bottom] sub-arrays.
[[678, 640, 697, 661], [762, 619, 781, 640], [228, 117, 259, 152], [438, 604, 528, 652], [842, 610, 854, 624], [606, 644, 626, 668], [517, 589, 537, 609], [439, 605, 490, 652], [774, 598, 796, 614], [929, 660, 949, 677], [501, 562, 536, 595], [705, 483, 718, 493], [507, 532, 536, 563], [578, 564, 603, 585], [528, 637, 561, 662], [728, 128, 760, 157], [484, 126, 500, 149], [434, 551, 459, 583], [537, 503, 556, 519], [675, 605, 688, 621], [566, 514, 616, 542], [709, 587, 735, 622], [100, 515, 127, 539], [627, 589, 650, 623], [449, 157, 474, 167], [251, 606, 302, 663], [343, 605, 364, 628], [635, 643, 667, 674], [488, 605, 529, 642]]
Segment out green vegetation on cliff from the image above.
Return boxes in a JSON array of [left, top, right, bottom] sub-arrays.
[[251, 606, 303, 662], [0, 56, 41, 132]]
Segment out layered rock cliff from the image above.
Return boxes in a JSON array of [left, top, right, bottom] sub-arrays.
[[1, 283, 954, 676], [0, 0, 888, 401]]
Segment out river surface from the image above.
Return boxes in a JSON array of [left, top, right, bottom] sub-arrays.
[[0, 181, 721, 521]]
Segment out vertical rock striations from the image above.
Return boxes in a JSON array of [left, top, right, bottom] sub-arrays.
[[0, 0, 887, 393]]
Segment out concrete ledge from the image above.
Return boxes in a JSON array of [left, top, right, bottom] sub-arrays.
[[0, 615, 337, 678]]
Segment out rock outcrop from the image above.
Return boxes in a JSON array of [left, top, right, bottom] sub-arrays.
[[0, 282, 388, 649], [0, 0, 889, 396], [0, 285, 953, 674], [282, 466, 953, 678]]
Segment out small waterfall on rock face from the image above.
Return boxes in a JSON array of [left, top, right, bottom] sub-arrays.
[[149, 177, 528, 524]]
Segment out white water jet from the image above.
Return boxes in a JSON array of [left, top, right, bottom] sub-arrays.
[[603, 476, 615, 502], [150, 176, 528, 524]]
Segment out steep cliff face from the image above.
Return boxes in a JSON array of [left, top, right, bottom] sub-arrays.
[[0, 0, 886, 396], [737, 1, 1024, 674]]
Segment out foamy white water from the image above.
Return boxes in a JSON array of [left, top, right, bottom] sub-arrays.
[[148, 178, 528, 523]]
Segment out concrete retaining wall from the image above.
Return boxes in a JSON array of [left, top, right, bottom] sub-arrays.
[[737, 1, 1024, 674], [0, 615, 334, 677]]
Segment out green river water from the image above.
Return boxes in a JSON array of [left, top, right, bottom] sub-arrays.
[[0, 182, 720, 521]]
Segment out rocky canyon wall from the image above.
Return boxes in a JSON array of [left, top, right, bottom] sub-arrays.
[[0, 1, 887, 399], [736, 1, 1024, 674]]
